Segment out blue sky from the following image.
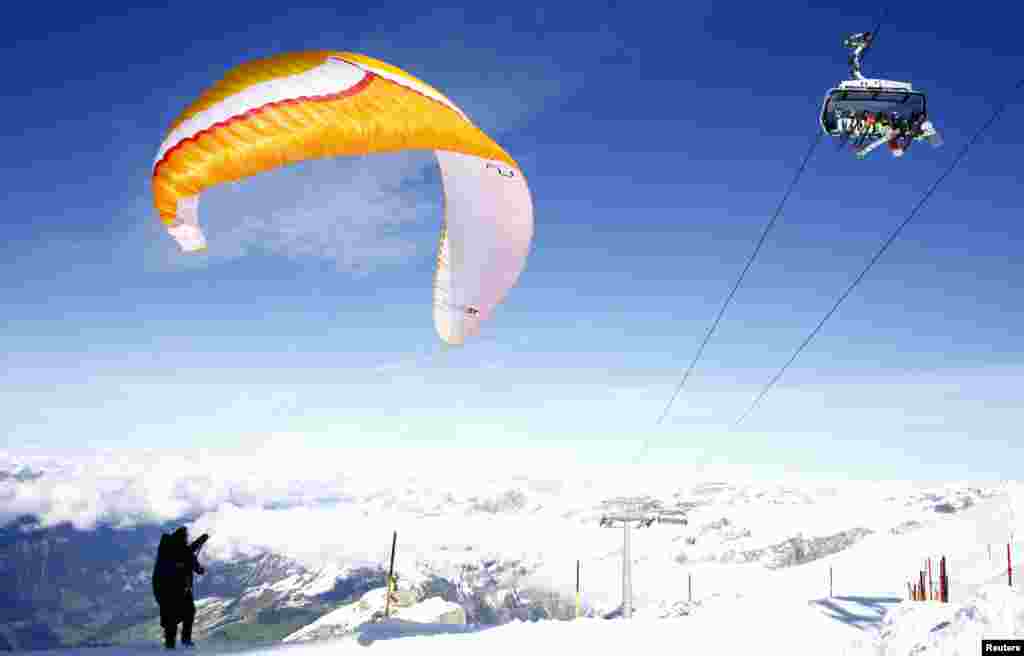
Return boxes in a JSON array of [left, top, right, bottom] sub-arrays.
[[2, 1, 1022, 481]]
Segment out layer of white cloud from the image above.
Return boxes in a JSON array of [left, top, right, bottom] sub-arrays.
[[2, 447, 1015, 555]]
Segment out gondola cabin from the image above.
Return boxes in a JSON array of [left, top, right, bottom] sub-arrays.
[[820, 78, 927, 137]]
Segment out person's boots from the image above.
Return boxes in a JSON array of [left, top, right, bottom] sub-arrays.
[[180, 618, 194, 647], [163, 626, 176, 649]]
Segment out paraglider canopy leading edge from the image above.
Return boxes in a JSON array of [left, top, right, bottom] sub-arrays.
[[151, 51, 534, 345]]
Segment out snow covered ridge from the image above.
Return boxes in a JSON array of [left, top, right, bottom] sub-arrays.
[[896, 486, 1000, 515], [711, 527, 876, 569], [0, 465, 44, 483]]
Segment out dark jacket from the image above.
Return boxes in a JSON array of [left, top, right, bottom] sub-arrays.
[[152, 529, 208, 601], [152, 534, 174, 600]]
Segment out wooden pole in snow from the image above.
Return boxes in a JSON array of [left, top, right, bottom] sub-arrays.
[[829, 566, 833, 598], [688, 572, 692, 602], [576, 560, 581, 618], [384, 530, 397, 618], [1009, 542, 1014, 587]]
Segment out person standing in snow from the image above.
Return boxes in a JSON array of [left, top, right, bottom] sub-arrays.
[[152, 527, 209, 649]]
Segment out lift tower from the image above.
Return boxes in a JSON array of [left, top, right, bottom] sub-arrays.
[[599, 496, 688, 618]]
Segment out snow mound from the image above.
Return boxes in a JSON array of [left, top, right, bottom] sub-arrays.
[[391, 596, 466, 625], [873, 584, 1024, 654], [284, 585, 464, 644], [356, 618, 478, 646]]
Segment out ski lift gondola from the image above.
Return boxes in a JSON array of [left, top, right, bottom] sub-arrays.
[[820, 31, 942, 158]]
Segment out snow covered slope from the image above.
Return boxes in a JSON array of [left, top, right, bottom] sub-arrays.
[[10, 582, 1022, 655]]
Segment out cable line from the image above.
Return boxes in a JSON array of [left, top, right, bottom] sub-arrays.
[[656, 132, 822, 425], [733, 77, 1024, 428]]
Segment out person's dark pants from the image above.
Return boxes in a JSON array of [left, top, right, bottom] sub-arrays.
[[180, 592, 196, 644], [157, 592, 196, 647], [157, 594, 178, 647]]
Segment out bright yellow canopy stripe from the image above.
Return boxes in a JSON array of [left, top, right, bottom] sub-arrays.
[[152, 52, 516, 225]]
